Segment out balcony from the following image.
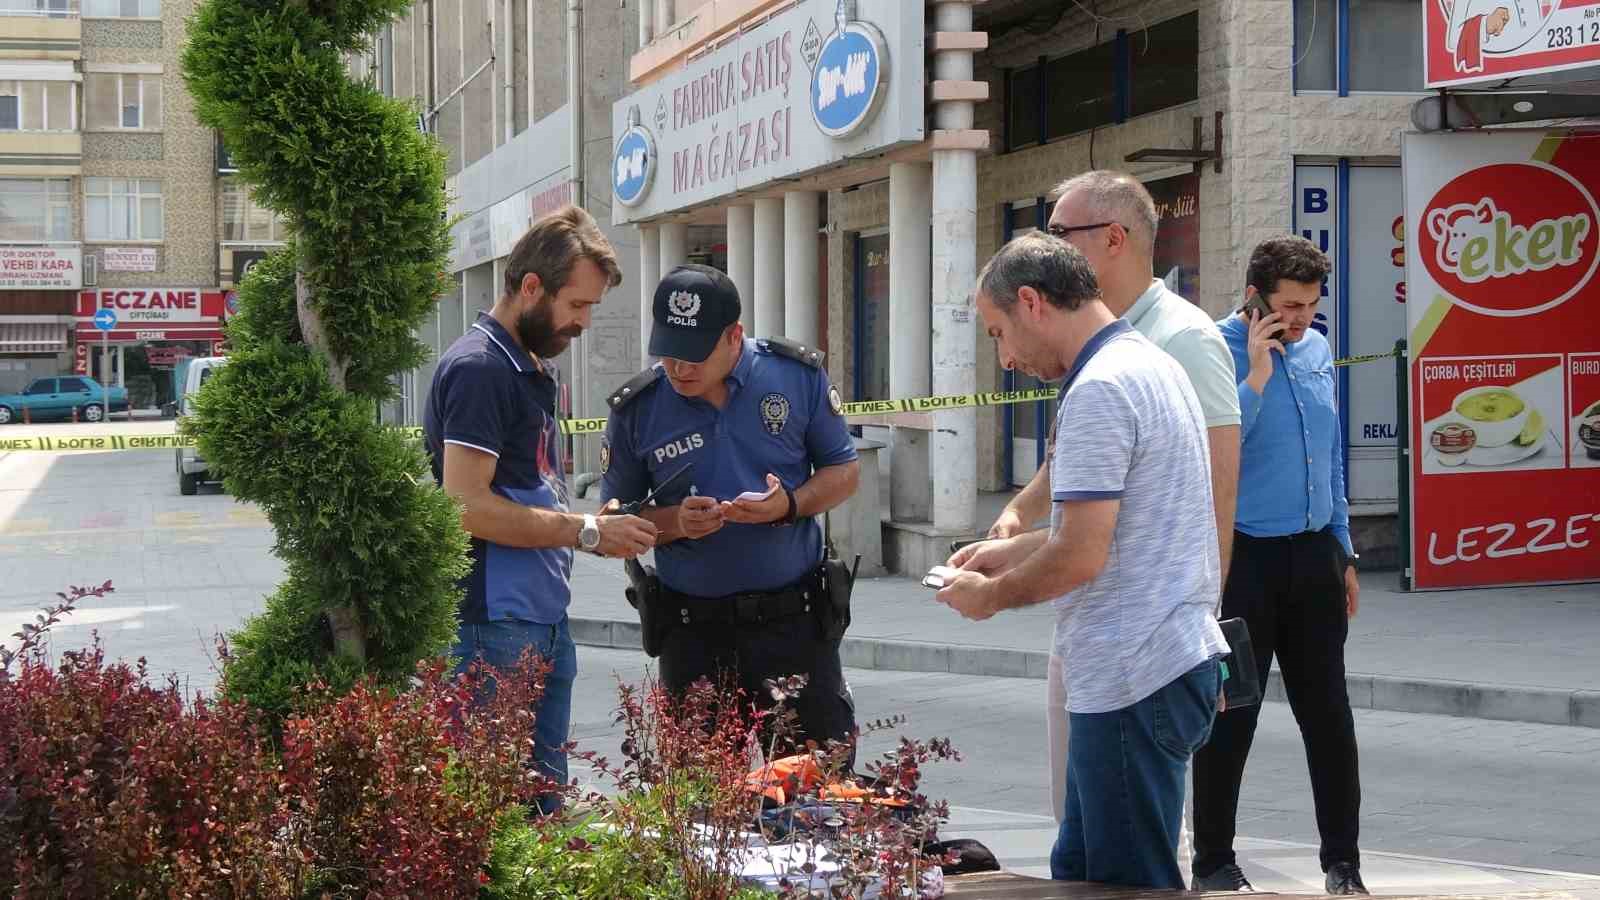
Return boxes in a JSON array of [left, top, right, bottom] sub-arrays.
[[0, 0, 82, 60], [0, 131, 82, 176]]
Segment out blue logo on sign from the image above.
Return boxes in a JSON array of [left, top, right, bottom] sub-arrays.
[[613, 125, 655, 208], [809, 3, 888, 138], [93, 308, 117, 331]]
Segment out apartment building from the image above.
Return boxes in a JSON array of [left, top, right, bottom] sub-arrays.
[[0, 0, 287, 406]]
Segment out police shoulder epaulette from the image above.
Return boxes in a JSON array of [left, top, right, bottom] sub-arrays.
[[606, 367, 662, 411], [758, 336, 825, 369]]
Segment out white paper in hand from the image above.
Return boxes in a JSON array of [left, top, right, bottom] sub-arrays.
[[734, 484, 780, 503], [922, 565, 961, 590]]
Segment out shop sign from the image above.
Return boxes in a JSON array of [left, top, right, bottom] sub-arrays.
[[1426, 0, 1600, 88], [102, 247, 159, 273], [77, 289, 226, 325], [74, 341, 88, 375], [0, 245, 81, 290], [610, 0, 923, 223], [1403, 128, 1600, 589]]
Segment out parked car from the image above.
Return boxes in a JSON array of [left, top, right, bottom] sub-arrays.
[[175, 356, 227, 496], [0, 376, 129, 425]]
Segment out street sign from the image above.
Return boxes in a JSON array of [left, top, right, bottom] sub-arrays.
[[93, 308, 117, 331]]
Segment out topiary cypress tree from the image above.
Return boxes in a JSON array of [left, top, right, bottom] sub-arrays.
[[180, 0, 469, 720]]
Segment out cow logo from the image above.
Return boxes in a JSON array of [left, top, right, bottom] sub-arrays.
[[828, 384, 844, 417], [808, 0, 889, 138], [667, 290, 701, 324], [613, 117, 655, 208], [760, 392, 791, 435], [1419, 162, 1598, 318]]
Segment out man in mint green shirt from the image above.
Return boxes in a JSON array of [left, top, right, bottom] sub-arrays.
[[975, 171, 1241, 870]]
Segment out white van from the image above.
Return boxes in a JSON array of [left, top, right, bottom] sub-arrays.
[[175, 356, 227, 496]]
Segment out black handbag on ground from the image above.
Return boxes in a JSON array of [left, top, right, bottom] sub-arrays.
[[1218, 617, 1262, 710]]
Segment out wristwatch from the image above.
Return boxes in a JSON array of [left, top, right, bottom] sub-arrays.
[[578, 513, 601, 552]]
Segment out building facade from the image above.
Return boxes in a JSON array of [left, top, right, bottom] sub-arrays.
[[0, 0, 274, 407]]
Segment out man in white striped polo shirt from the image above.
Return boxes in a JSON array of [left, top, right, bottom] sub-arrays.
[[936, 232, 1230, 889]]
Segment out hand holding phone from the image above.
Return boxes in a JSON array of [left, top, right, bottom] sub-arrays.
[[734, 483, 780, 503], [921, 565, 961, 589]]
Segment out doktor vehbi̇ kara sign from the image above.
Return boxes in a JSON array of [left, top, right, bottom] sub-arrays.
[[610, 0, 924, 224], [1403, 129, 1600, 589]]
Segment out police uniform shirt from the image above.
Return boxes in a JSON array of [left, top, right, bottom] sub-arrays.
[[423, 312, 574, 625], [601, 338, 857, 598]]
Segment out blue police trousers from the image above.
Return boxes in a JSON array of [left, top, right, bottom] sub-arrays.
[[1050, 658, 1221, 890], [451, 616, 577, 816]]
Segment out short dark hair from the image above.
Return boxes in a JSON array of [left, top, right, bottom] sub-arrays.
[[977, 231, 1102, 312], [502, 204, 622, 300], [1246, 236, 1330, 299]]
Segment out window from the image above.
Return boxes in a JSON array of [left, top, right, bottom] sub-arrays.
[[85, 72, 161, 130], [81, 0, 157, 16], [0, 81, 78, 131], [0, 0, 74, 15], [1129, 13, 1199, 118], [220, 177, 287, 243], [1293, 0, 1423, 93], [1007, 65, 1042, 149], [59, 377, 90, 392], [0, 178, 72, 241], [85, 177, 163, 241], [1045, 40, 1118, 140], [24, 379, 55, 395]]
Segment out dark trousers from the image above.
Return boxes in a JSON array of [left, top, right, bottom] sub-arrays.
[[1192, 529, 1361, 876], [659, 603, 856, 754]]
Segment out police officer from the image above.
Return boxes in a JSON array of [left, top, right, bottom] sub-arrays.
[[601, 263, 861, 751]]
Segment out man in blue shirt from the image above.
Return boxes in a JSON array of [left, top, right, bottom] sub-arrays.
[[424, 206, 658, 813], [601, 264, 861, 750], [1191, 236, 1367, 895]]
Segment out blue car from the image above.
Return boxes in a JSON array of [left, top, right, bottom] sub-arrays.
[[0, 376, 130, 425]]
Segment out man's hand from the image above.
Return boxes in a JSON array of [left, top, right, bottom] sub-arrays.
[[988, 508, 1025, 540], [720, 473, 789, 525], [935, 569, 998, 622], [949, 536, 1029, 577], [595, 499, 658, 558], [677, 495, 725, 540], [1344, 564, 1361, 619], [1243, 309, 1286, 396]]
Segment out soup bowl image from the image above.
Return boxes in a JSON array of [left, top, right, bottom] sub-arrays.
[[1451, 386, 1531, 447]]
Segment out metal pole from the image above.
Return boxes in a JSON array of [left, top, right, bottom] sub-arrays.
[[567, 0, 584, 211], [100, 330, 108, 421], [1395, 338, 1411, 591]]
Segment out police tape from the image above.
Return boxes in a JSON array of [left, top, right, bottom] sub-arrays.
[[0, 350, 1402, 453]]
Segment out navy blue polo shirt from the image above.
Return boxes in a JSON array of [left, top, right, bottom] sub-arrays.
[[424, 312, 573, 624], [600, 339, 857, 598]]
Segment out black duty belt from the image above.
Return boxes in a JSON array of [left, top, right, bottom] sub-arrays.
[[661, 573, 823, 628]]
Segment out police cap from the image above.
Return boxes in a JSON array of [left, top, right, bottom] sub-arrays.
[[648, 263, 741, 363]]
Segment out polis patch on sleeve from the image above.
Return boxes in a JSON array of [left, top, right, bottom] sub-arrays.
[[828, 384, 844, 417], [760, 392, 791, 435]]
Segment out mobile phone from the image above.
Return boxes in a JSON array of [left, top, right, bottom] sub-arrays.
[[1244, 292, 1273, 320], [734, 484, 780, 503], [921, 565, 961, 590], [950, 538, 983, 554]]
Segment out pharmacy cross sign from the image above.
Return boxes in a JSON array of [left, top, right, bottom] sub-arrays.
[[807, 0, 889, 138]]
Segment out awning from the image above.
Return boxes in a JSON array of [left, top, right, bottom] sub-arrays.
[[0, 322, 68, 353]]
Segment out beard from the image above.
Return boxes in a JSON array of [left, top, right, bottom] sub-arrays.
[[516, 298, 582, 359]]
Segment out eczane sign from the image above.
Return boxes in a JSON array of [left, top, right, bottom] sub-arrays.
[[610, 0, 923, 224]]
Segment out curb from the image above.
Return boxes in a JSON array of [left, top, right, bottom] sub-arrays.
[[569, 616, 1600, 731]]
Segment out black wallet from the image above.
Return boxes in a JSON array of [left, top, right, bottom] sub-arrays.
[[1217, 617, 1262, 709]]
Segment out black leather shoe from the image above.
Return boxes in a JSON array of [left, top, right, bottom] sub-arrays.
[[1325, 862, 1369, 895], [1192, 864, 1255, 892]]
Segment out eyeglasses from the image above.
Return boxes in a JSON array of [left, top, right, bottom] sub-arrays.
[[1047, 222, 1120, 239]]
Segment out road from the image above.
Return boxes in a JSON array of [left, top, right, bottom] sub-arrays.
[[3, 437, 1599, 896]]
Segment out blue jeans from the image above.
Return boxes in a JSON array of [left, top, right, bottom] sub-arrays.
[[452, 616, 577, 815], [1051, 658, 1221, 889]]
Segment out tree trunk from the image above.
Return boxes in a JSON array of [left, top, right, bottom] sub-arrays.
[[296, 264, 363, 664]]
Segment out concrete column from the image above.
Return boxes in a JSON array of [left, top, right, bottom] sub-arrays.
[[638, 224, 659, 366], [653, 0, 674, 39], [658, 221, 686, 279], [783, 191, 820, 348], [637, 0, 652, 46], [931, 0, 977, 533], [752, 197, 784, 339], [726, 204, 755, 334], [889, 162, 932, 522]]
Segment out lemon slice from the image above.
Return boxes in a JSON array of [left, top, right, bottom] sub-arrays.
[[1515, 409, 1544, 446]]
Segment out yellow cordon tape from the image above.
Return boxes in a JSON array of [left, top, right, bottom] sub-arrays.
[[0, 351, 1400, 453]]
